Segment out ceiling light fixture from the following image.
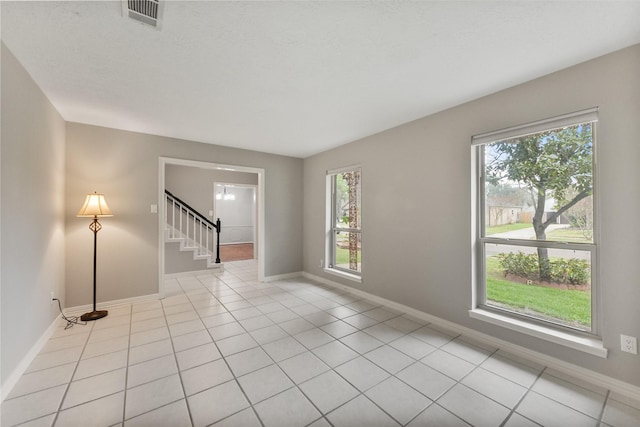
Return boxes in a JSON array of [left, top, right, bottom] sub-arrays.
[[216, 186, 235, 201]]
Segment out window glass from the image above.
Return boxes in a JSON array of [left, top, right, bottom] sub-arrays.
[[328, 168, 361, 276], [477, 117, 596, 333]]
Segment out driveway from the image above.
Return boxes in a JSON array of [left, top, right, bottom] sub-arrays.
[[489, 224, 570, 239]]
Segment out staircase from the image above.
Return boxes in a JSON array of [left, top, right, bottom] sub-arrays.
[[165, 190, 222, 270]]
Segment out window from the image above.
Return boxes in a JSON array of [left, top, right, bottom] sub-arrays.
[[326, 166, 362, 280], [473, 108, 598, 334]]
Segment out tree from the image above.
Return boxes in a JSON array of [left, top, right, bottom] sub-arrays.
[[486, 124, 593, 280], [344, 171, 360, 271], [486, 182, 531, 225], [335, 171, 361, 272], [335, 174, 350, 223], [566, 193, 593, 241], [486, 182, 530, 208]]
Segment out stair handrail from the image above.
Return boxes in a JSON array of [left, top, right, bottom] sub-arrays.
[[165, 190, 218, 231], [165, 189, 221, 264]]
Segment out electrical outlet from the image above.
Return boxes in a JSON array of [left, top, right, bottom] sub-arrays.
[[50, 291, 55, 305], [319, 259, 324, 269], [621, 334, 637, 354]]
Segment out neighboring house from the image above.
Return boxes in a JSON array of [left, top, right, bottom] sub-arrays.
[[519, 198, 572, 225], [487, 206, 522, 226]]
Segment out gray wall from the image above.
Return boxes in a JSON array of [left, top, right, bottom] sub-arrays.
[[303, 45, 640, 386], [164, 241, 209, 275], [1, 44, 66, 384], [65, 123, 303, 307], [215, 186, 256, 244]]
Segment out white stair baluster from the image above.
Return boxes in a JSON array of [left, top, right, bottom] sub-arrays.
[[171, 198, 175, 238], [178, 203, 182, 238], [165, 191, 221, 268]]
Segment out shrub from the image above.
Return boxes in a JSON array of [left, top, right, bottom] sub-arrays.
[[497, 252, 590, 285], [550, 258, 590, 285], [497, 252, 538, 280]]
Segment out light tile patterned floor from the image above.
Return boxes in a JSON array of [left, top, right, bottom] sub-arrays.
[[3, 260, 640, 426]]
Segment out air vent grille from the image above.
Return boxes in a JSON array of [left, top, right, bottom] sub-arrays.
[[123, 0, 162, 28]]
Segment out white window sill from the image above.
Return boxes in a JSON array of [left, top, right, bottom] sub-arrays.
[[469, 308, 607, 358], [324, 268, 362, 284]]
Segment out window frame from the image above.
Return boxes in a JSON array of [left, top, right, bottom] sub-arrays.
[[325, 165, 362, 282], [472, 108, 600, 338]]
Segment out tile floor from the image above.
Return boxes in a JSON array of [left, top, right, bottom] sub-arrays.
[[3, 260, 640, 426]]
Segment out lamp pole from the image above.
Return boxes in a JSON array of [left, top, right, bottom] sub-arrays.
[[81, 216, 108, 321], [77, 193, 112, 322]]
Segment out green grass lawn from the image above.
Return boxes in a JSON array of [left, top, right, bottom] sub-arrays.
[[486, 257, 591, 328], [546, 228, 592, 243], [486, 223, 592, 244], [335, 247, 361, 266], [485, 223, 532, 235]]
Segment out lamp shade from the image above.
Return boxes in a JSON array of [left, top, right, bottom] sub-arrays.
[[77, 193, 114, 217]]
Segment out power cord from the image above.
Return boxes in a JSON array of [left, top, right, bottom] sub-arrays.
[[52, 298, 86, 329]]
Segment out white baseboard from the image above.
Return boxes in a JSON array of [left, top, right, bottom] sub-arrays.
[[2, 314, 62, 401], [164, 266, 224, 280], [302, 271, 640, 402], [3, 292, 162, 401], [220, 242, 254, 246], [264, 271, 304, 282], [64, 293, 160, 316]]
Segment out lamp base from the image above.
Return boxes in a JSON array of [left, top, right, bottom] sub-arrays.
[[80, 310, 108, 321]]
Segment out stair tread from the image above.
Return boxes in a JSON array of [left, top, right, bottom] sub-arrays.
[[165, 224, 218, 265]]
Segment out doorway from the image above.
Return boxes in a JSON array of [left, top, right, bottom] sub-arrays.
[[158, 157, 265, 297], [214, 183, 257, 261]]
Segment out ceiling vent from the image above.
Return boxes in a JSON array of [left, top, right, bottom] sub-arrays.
[[122, 0, 163, 28]]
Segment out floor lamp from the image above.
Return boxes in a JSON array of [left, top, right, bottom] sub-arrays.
[[77, 192, 113, 321]]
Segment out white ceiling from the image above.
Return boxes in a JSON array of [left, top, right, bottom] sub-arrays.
[[2, 1, 640, 158]]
